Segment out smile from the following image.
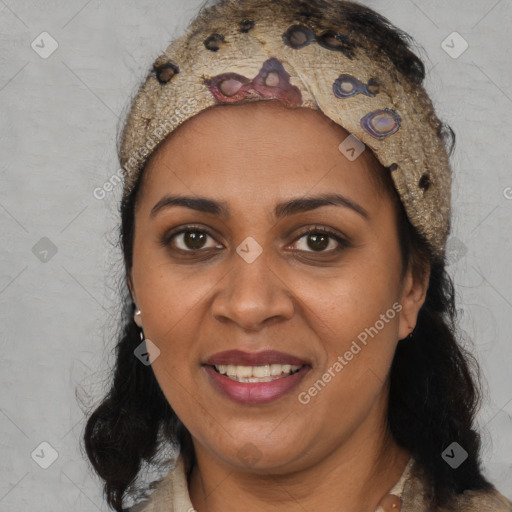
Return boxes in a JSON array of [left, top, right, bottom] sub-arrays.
[[212, 363, 303, 382], [203, 364, 310, 404]]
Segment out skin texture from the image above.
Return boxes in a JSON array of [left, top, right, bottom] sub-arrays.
[[128, 100, 430, 512]]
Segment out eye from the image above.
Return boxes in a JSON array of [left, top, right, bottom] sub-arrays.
[[161, 225, 222, 252], [160, 224, 349, 256], [290, 226, 349, 253]]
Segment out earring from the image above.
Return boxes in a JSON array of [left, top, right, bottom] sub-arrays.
[[134, 307, 143, 328], [133, 308, 146, 341]]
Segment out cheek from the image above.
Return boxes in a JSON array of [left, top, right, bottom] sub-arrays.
[[299, 255, 400, 337], [131, 237, 212, 336], [295, 277, 400, 433], [294, 255, 401, 393]]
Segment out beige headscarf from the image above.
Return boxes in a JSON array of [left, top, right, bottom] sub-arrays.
[[118, 0, 452, 257]]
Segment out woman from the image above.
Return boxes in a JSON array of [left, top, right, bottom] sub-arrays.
[[83, 0, 512, 511]]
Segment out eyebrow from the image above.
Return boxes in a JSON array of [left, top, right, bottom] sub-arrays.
[[150, 193, 369, 221]]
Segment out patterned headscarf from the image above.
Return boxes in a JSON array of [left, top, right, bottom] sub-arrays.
[[119, 0, 452, 257]]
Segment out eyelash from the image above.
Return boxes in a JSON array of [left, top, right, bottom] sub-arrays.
[[160, 224, 350, 255]]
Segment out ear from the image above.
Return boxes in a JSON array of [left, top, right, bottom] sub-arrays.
[[126, 273, 143, 328], [397, 262, 430, 340], [127, 271, 136, 303]]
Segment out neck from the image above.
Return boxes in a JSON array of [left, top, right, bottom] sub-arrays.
[[188, 395, 410, 512]]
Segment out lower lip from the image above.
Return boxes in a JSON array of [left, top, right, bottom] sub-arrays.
[[203, 365, 309, 404]]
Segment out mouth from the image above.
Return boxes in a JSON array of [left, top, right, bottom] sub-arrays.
[[209, 363, 304, 383], [202, 349, 311, 403]]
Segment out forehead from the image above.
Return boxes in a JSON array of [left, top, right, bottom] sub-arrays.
[[140, 100, 387, 211]]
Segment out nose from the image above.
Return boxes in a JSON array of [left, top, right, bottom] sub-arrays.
[[211, 248, 295, 331]]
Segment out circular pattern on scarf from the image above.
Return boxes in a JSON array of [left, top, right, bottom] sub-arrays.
[[317, 30, 355, 59], [153, 62, 179, 84], [419, 172, 431, 191], [333, 74, 380, 98], [361, 109, 401, 139], [239, 19, 255, 33], [206, 57, 302, 107], [282, 24, 316, 49], [204, 33, 225, 51]]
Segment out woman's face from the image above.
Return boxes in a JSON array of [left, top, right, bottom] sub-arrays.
[[129, 100, 427, 472]]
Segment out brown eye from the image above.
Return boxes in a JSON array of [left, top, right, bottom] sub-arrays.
[[305, 233, 330, 251], [291, 227, 348, 253], [162, 226, 222, 253], [181, 231, 208, 250]]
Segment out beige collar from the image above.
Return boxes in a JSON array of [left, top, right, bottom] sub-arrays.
[[130, 454, 416, 512], [129, 453, 512, 511]]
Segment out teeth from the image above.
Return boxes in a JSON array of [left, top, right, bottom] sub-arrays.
[[271, 363, 287, 376], [214, 363, 302, 382], [253, 365, 270, 378]]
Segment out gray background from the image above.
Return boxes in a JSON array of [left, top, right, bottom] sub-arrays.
[[1, 0, 511, 510]]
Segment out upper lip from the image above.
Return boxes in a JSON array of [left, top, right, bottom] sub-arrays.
[[203, 350, 309, 367]]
